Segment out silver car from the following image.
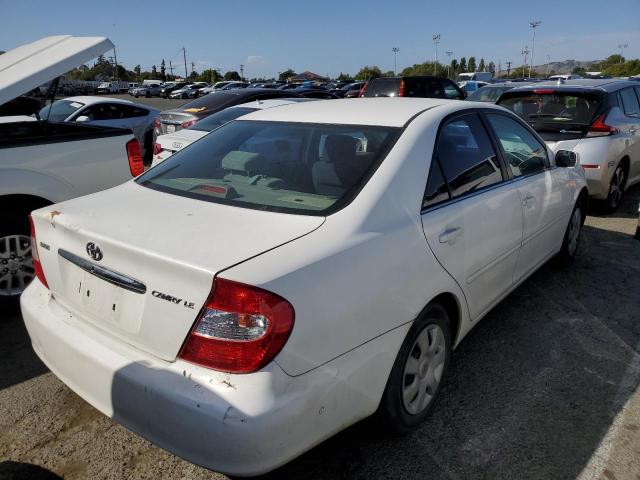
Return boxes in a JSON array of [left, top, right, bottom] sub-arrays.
[[132, 84, 162, 98], [498, 79, 640, 211]]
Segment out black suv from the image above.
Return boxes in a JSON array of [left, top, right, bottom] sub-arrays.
[[361, 76, 465, 100], [160, 82, 188, 98]]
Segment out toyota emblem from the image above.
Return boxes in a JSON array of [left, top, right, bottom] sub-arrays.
[[86, 242, 103, 261]]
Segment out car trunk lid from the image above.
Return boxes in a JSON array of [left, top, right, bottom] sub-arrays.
[[32, 181, 324, 361]]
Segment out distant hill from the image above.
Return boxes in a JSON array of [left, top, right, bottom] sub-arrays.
[[529, 59, 599, 75]]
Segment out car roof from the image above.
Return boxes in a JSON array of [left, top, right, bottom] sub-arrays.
[[238, 97, 450, 127], [508, 78, 637, 93], [232, 98, 315, 110], [62, 96, 134, 105]]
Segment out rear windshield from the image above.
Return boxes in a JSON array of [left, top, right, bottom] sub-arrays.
[[498, 91, 603, 130], [190, 107, 257, 131], [138, 120, 401, 215], [363, 78, 401, 97], [178, 92, 237, 111], [39, 100, 85, 122], [467, 87, 508, 103]]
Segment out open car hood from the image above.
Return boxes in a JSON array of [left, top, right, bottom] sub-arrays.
[[0, 35, 114, 106]]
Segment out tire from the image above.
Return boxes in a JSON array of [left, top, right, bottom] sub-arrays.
[[181, 93, 187, 99], [556, 200, 585, 267], [0, 211, 34, 315], [378, 303, 451, 434], [605, 162, 626, 212], [145, 91, 151, 98]]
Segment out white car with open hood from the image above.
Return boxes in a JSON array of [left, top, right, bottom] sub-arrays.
[[22, 98, 587, 476], [0, 36, 143, 308]]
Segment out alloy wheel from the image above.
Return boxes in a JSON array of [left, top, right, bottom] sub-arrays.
[[0, 235, 34, 296], [402, 324, 446, 415], [567, 206, 582, 257], [608, 165, 625, 209]]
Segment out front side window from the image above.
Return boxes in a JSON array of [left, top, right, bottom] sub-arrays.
[[138, 120, 401, 215], [435, 113, 503, 198], [486, 113, 548, 177], [619, 88, 640, 116]]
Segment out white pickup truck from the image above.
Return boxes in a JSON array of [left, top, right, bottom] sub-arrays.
[[0, 35, 142, 309]]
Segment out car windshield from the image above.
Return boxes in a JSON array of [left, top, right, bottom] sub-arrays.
[[363, 78, 401, 97], [189, 107, 257, 131], [498, 91, 603, 130], [138, 120, 401, 215], [467, 87, 509, 102], [39, 100, 85, 122]]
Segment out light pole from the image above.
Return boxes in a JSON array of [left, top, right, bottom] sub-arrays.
[[546, 54, 551, 77], [618, 42, 629, 62], [445, 50, 453, 78], [529, 20, 541, 78], [432, 34, 441, 76], [521, 46, 530, 79], [392, 47, 399, 75]]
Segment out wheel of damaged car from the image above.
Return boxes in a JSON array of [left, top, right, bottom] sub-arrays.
[[378, 303, 451, 433]]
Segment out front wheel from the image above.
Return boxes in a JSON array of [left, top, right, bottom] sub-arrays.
[[606, 163, 626, 212], [556, 201, 584, 266], [378, 303, 451, 434]]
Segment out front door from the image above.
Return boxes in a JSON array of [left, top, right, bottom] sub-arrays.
[[421, 112, 523, 321]]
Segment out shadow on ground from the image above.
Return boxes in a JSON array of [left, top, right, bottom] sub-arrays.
[[0, 461, 62, 480], [0, 316, 48, 390]]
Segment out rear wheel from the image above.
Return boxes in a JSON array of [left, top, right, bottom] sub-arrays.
[[606, 163, 626, 212], [378, 303, 451, 434]]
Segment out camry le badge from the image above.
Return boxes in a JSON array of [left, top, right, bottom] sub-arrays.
[[172, 142, 183, 149], [86, 242, 103, 261]]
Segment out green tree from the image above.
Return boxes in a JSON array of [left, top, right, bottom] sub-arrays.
[[134, 64, 141, 81], [279, 69, 296, 82], [151, 65, 157, 79], [160, 59, 166, 81], [336, 72, 352, 81], [479, 58, 485, 72], [401, 61, 447, 77], [354, 65, 382, 81], [572, 66, 587, 76], [224, 71, 241, 81], [488, 61, 496, 76], [383, 70, 395, 77], [468, 57, 477, 72], [197, 69, 222, 83], [450, 59, 459, 77], [459, 57, 467, 73]]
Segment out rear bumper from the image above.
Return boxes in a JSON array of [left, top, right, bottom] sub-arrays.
[[21, 280, 397, 476]]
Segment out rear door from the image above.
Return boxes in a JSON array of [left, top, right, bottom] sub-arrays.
[[484, 112, 570, 281], [619, 87, 640, 182], [421, 111, 523, 320]]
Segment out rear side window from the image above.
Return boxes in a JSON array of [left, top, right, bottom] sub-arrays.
[[138, 120, 401, 215], [442, 80, 462, 99], [485, 113, 548, 177], [619, 88, 640, 116], [434, 113, 502, 199], [363, 78, 401, 97], [404, 78, 444, 98], [423, 159, 449, 208]]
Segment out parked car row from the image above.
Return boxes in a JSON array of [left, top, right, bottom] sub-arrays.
[[3, 35, 640, 479]]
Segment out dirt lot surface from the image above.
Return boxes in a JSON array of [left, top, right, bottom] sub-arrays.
[[1, 187, 639, 480]]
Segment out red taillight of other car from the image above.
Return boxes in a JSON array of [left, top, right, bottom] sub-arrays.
[[29, 215, 48, 289], [398, 79, 406, 97], [126, 139, 145, 177], [181, 119, 197, 129], [153, 142, 163, 155], [587, 114, 619, 137], [179, 278, 295, 374]]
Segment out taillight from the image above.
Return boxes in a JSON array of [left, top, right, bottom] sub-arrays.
[[581, 164, 601, 169], [179, 278, 295, 374], [126, 139, 144, 177], [587, 114, 618, 137], [153, 142, 163, 155], [180, 119, 197, 129], [532, 89, 555, 94], [29, 215, 48, 289], [359, 82, 368, 97]]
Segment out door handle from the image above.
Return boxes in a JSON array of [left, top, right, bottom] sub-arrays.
[[522, 193, 535, 207], [439, 227, 463, 244]]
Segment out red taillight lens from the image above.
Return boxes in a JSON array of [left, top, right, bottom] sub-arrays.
[[587, 114, 618, 137], [179, 278, 295, 373], [29, 215, 48, 289], [153, 142, 163, 155], [359, 82, 368, 97], [398, 79, 406, 97], [180, 119, 197, 129], [126, 139, 144, 177], [533, 89, 556, 94]]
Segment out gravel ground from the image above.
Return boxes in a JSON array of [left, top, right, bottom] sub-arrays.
[[1, 187, 639, 480]]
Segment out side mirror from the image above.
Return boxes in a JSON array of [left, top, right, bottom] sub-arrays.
[[555, 150, 578, 168], [75, 115, 90, 122]]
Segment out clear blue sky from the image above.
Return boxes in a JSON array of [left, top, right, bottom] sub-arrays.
[[1, 0, 639, 78]]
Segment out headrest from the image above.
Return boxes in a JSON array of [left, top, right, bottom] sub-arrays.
[[324, 134, 358, 164], [221, 150, 265, 175]]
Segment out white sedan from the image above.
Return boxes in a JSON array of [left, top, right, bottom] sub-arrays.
[[22, 98, 587, 476], [39, 96, 159, 158]]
